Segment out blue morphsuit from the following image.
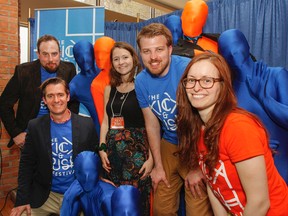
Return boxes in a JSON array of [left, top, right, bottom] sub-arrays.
[[61, 151, 142, 215], [111, 185, 141, 216], [60, 151, 116, 216], [219, 29, 288, 183], [69, 40, 101, 136], [164, 15, 183, 45]]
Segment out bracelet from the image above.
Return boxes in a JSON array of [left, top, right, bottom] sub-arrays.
[[98, 143, 107, 152]]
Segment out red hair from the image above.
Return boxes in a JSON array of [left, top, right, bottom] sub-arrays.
[[177, 53, 236, 172], [177, 53, 269, 172]]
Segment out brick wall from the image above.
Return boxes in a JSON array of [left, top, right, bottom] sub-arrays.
[[0, 0, 20, 199]]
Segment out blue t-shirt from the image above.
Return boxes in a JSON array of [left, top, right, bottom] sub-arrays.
[[50, 119, 74, 194], [37, 67, 56, 117], [135, 55, 190, 144]]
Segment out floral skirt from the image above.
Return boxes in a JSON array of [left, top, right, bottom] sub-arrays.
[[104, 127, 151, 216]]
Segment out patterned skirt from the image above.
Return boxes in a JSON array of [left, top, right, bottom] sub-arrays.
[[104, 127, 152, 216]]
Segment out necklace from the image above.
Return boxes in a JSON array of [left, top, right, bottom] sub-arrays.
[[110, 89, 130, 117], [120, 93, 126, 100]]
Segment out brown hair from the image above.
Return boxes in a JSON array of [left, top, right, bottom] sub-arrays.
[[136, 23, 173, 50], [176, 52, 237, 172], [40, 77, 69, 97], [37, 34, 60, 53], [110, 42, 142, 87]]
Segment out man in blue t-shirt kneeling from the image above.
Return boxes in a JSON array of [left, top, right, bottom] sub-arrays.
[[10, 77, 98, 216]]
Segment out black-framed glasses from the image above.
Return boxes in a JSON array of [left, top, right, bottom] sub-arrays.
[[182, 77, 222, 89]]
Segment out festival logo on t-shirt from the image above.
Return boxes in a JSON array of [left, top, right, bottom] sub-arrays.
[[51, 137, 74, 177], [199, 154, 245, 215], [148, 92, 177, 131], [50, 120, 74, 194]]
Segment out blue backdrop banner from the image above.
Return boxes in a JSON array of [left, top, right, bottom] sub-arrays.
[[31, 6, 104, 71], [31, 6, 104, 116]]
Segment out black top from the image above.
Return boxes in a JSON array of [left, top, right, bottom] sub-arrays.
[[106, 87, 145, 128]]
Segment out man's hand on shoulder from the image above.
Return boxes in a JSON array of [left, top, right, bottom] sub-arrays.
[[10, 204, 31, 216]]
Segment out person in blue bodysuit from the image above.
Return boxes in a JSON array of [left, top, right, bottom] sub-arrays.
[[164, 15, 183, 46], [111, 185, 141, 216], [218, 29, 288, 183], [69, 40, 101, 136], [61, 151, 142, 216], [60, 151, 116, 216]]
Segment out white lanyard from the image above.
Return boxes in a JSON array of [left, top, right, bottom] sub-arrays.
[[110, 88, 130, 117]]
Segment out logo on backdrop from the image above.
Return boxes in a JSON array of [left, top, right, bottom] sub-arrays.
[[32, 7, 105, 65]]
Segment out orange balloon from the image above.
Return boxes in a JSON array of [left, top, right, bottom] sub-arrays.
[[91, 36, 115, 125]]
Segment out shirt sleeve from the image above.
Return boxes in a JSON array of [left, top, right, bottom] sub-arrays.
[[135, 73, 149, 109], [221, 114, 266, 163]]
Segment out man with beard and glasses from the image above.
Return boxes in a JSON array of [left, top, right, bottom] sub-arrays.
[[135, 23, 212, 215], [0, 34, 79, 149]]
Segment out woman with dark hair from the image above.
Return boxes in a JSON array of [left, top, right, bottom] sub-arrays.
[[99, 42, 152, 215], [176, 52, 288, 215]]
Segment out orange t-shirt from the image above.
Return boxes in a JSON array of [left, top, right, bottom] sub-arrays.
[[198, 112, 288, 216]]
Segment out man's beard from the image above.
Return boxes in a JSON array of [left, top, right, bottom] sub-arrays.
[[147, 60, 169, 77], [44, 63, 59, 73]]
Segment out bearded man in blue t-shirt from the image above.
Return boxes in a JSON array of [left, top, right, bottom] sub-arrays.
[[135, 23, 212, 215]]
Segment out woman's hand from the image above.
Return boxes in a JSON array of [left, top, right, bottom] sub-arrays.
[[139, 156, 154, 180], [185, 168, 206, 199], [100, 176, 116, 187], [99, 150, 111, 173]]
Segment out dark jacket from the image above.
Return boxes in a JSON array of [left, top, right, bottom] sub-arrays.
[[14, 113, 98, 208], [0, 59, 79, 147]]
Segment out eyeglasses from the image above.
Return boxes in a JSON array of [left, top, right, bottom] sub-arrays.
[[182, 77, 222, 89]]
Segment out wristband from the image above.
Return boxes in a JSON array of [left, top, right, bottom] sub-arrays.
[[98, 143, 107, 152]]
